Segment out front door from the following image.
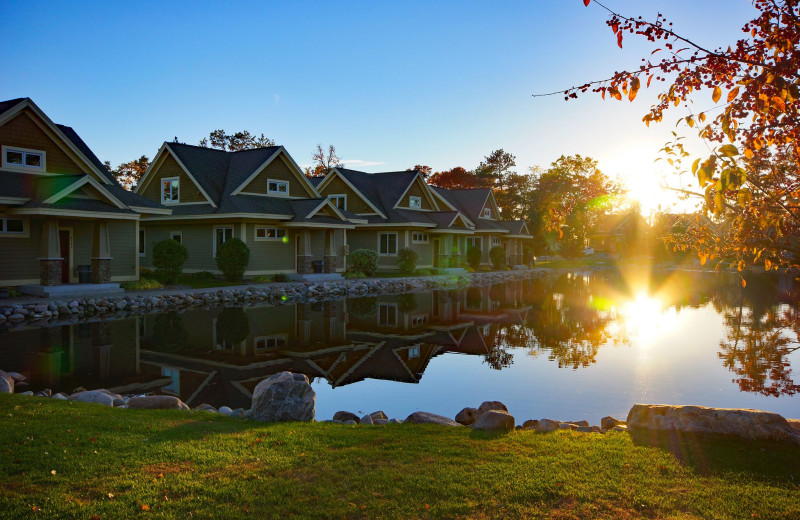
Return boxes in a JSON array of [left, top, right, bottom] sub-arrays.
[[59, 230, 71, 283]]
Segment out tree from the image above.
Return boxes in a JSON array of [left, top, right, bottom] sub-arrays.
[[107, 155, 149, 190], [407, 165, 432, 178], [428, 166, 486, 190], [548, 1, 800, 271], [199, 130, 275, 151], [305, 144, 340, 177]]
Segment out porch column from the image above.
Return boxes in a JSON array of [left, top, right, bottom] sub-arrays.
[[296, 230, 312, 274], [39, 217, 62, 286], [91, 220, 112, 284], [323, 229, 338, 273]]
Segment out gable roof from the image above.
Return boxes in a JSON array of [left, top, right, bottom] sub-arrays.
[[432, 187, 491, 221]]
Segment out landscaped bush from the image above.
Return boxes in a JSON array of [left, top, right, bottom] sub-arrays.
[[215, 307, 250, 347], [190, 271, 216, 280], [139, 268, 155, 278], [272, 273, 289, 282], [121, 278, 164, 290], [348, 249, 378, 277], [415, 268, 438, 276], [343, 270, 366, 279], [397, 293, 417, 313], [397, 248, 417, 275], [215, 238, 250, 281], [489, 246, 506, 270], [467, 246, 482, 269], [348, 296, 377, 318], [250, 275, 272, 284], [152, 239, 189, 284]]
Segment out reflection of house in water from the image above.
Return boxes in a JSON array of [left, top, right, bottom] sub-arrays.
[[0, 283, 536, 409]]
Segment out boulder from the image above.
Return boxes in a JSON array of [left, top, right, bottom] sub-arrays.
[[455, 407, 480, 426], [576, 425, 603, 433], [558, 423, 579, 430], [218, 406, 233, 416], [0, 371, 14, 393], [478, 401, 508, 415], [127, 395, 189, 410], [193, 403, 217, 412], [35, 389, 53, 397], [250, 371, 315, 422], [68, 390, 114, 406], [627, 404, 800, 445], [52, 393, 68, 400], [601, 416, 625, 431], [562, 420, 590, 427], [333, 411, 360, 424], [609, 425, 628, 432], [360, 414, 374, 425], [524, 418, 561, 433], [369, 411, 388, 421], [374, 419, 389, 426], [788, 419, 800, 433], [404, 411, 462, 427], [472, 410, 515, 432], [6, 372, 25, 383]]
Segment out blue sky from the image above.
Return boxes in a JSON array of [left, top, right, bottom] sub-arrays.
[[1, 0, 757, 209]]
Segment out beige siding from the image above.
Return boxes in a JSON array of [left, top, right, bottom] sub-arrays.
[[407, 231, 433, 267], [398, 180, 434, 210], [246, 223, 296, 273], [240, 153, 311, 198], [0, 109, 90, 175], [108, 221, 137, 278], [0, 216, 41, 283], [318, 175, 373, 213], [140, 222, 222, 272], [347, 229, 411, 270], [140, 153, 210, 204]]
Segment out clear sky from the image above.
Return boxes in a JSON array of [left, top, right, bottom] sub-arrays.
[[1, 0, 758, 213]]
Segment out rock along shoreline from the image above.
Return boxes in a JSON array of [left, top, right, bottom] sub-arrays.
[[0, 269, 546, 330]]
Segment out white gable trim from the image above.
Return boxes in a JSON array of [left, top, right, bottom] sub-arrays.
[[134, 142, 167, 195], [135, 143, 217, 208], [479, 191, 501, 220], [317, 168, 387, 219], [232, 147, 320, 198], [430, 188, 460, 213], [42, 175, 127, 209], [392, 172, 439, 211], [304, 198, 349, 222]]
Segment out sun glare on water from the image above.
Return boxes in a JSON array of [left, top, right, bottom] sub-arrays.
[[619, 291, 676, 347]]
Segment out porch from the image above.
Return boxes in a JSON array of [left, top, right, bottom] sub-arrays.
[[293, 228, 345, 280]]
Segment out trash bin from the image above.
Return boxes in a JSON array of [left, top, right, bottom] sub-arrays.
[[77, 265, 92, 283], [312, 260, 324, 274]]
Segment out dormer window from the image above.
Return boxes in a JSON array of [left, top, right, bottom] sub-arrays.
[[161, 177, 179, 204], [268, 179, 289, 195], [482, 207, 491, 218], [3, 146, 45, 171], [409, 196, 422, 209], [329, 194, 346, 210]]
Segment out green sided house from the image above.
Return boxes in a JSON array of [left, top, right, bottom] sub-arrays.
[[135, 143, 355, 278], [312, 168, 532, 270], [0, 98, 169, 296]]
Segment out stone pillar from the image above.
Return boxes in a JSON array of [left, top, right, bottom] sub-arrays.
[[39, 217, 63, 286], [296, 230, 312, 274], [91, 221, 112, 284], [323, 229, 338, 273]]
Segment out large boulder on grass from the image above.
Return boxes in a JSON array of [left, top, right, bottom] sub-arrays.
[[627, 404, 800, 445], [478, 401, 508, 415], [127, 395, 189, 410], [404, 411, 462, 427], [67, 390, 115, 406], [250, 372, 315, 422], [0, 371, 13, 393], [472, 410, 516, 432], [333, 411, 360, 423], [455, 407, 480, 426]]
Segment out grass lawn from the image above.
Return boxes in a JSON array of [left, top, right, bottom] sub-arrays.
[[1, 394, 798, 519]]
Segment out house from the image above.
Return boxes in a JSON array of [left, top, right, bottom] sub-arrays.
[[587, 212, 649, 254], [313, 168, 532, 270], [0, 98, 168, 294], [134, 143, 355, 278]]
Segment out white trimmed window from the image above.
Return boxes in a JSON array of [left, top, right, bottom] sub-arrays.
[[378, 303, 398, 327], [379, 233, 398, 255], [138, 229, 146, 255], [0, 217, 26, 236], [255, 227, 286, 241], [170, 231, 182, 244], [411, 232, 428, 244], [482, 207, 492, 218], [408, 345, 420, 358], [161, 177, 179, 204], [213, 227, 233, 257], [411, 314, 428, 327], [2, 146, 45, 171], [491, 236, 501, 247], [267, 179, 289, 195], [329, 194, 346, 210], [409, 196, 422, 209], [255, 335, 287, 353]]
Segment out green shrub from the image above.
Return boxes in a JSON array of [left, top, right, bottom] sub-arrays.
[[139, 268, 155, 278], [343, 271, 366, 279], [467, 246, 482, 269], [489, 246, 506, 270], [152, 239, 189, 284], [272, 273, 289, 282], [397, 248, 417, 275], [348, 296, 377, 318], [349, 249, 378, 277], [121, 278, 164, 290], [250, 275, 272, 284], [216, 238, 250, 281], [190, 271, 216, 280], [415, 268, 438, 276], [215, 307, 250, 347], [397, 293, 417, 312]]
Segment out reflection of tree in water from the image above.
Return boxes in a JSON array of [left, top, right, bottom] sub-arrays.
[[348, 297, 377, 318], [216, 307, 250, 347], [718, 275, 800, 397], [152, 312, 188, 352]]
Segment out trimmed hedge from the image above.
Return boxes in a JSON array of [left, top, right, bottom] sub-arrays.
[[349, 249, 378, 277], [397, 248, 418, 275], [489, 246, 506, 270], [467, 246, 482, 269], [216, 238, 250, 281], [152, 239, 189, 284]]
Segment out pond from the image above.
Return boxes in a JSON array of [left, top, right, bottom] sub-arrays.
[[1, 270, 798, 423]]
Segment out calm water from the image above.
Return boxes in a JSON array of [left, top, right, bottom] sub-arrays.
[[1, 271, 798, 423]]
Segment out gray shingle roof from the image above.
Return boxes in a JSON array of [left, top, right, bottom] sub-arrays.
[[0, 98, 25, 119], [431, 187, 491, 221]]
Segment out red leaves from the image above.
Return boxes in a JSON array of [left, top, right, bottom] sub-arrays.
[[617, 30, 624, 48], [583, 0, 590, 5]]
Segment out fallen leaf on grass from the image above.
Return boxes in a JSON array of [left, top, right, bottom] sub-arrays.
[[50, 470, 56, 475], [141, 504, 150, 511]]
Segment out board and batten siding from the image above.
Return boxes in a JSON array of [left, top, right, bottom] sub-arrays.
[[317, 175, 373, 214], [0, 216, 41, 284], [246, 223, 296, 274], [140, 223, 222, 272], [140, 153, 210, 204], [399, 180, 435, 210], [347, 229, 410, 270], [239, 153, 311, 198]]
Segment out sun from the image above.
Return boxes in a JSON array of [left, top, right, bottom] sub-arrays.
[[620, 291, 676, 346]]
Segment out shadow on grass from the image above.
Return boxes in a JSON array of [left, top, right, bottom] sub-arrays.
[[629, 428, 800, 482]]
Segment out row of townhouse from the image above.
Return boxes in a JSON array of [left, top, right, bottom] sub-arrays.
[[0, 98, 532, 291]]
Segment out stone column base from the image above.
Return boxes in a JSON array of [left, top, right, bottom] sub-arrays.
[[91, 258, 112, 284], [323, 255, 338, 273], [296, 255, 312, 274], [39, 259, 63, 286]]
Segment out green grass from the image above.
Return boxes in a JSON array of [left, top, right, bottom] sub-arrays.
[[1, 394, 798, 519]]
